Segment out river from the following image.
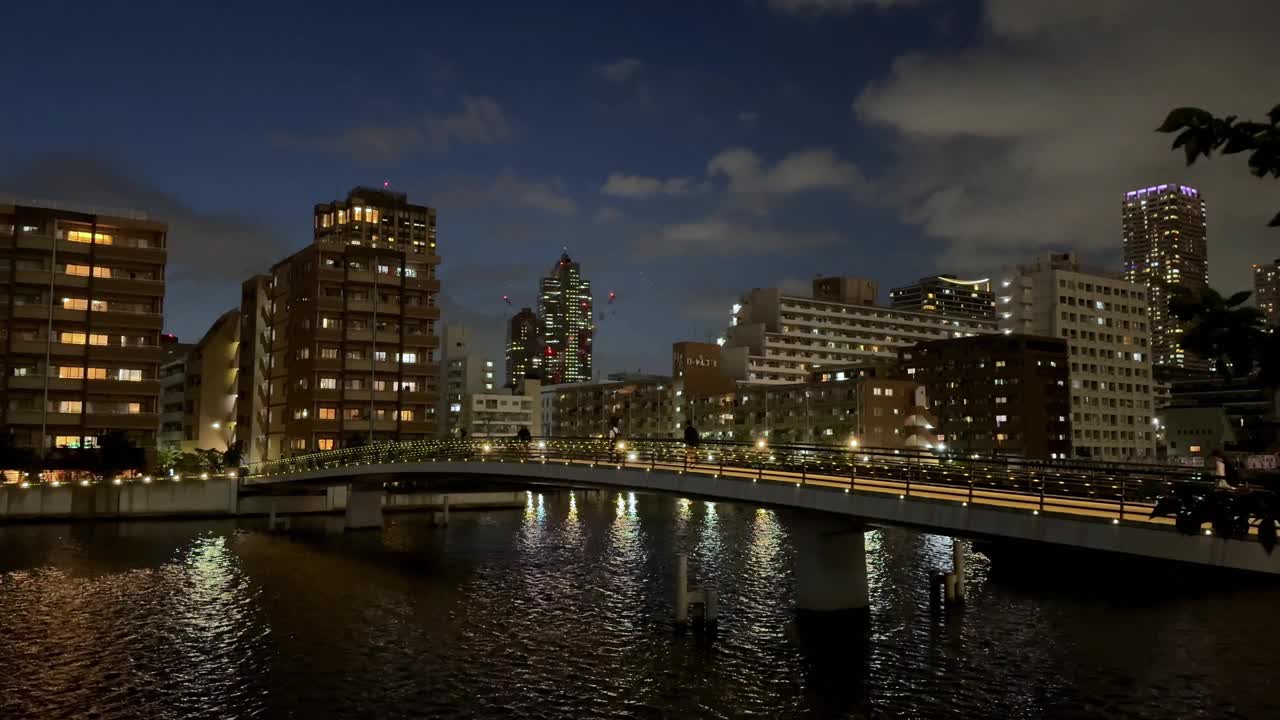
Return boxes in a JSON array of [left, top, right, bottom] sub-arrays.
[[0, 490, 1275, 719]]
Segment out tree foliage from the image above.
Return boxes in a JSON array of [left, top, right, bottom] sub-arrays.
[[1157, 104, 1280, 227], [1167, 286, 1267, 378]]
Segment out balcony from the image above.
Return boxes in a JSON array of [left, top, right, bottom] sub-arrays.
[[87, 344, 165, 362], [6, 410, 80, 426], [87, 378, 161, 395], [93, 276, 164, 297], [6, 376, 83, 392], [343, 389, 371, 402], [86, 412, 159, 431], [93, 243, 166, 266], [403, 305, 440, 320]]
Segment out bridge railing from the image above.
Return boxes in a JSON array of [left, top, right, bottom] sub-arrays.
[[246, 437, 1216, 521]]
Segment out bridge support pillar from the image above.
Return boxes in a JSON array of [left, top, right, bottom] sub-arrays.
[[795, 527, 869, 614], [345, 487, 384, 530]]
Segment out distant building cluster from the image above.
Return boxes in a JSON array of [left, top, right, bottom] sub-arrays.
[[0, 177, 1269, 469]]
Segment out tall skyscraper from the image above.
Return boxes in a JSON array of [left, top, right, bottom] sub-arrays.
[[0, 200, 168, 455], [235, 186, 440, 462], [537, 252, 593, 384], [1000, 253, 1155, 460], [1122, 183, 1209, 369], [505, 306, 540, 388], [889, 274, 996, 320], [1253, 259, 1279, 326]]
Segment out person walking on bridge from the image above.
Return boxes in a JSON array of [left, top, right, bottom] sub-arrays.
[[683, 419, 700, 466], [607, 417, 623, 461]]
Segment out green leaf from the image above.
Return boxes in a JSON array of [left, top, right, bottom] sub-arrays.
[[1156, 107, 1211, 133]]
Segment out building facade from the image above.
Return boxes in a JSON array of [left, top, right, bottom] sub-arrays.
[[158, 342, 194, 451], [179, 309, 240, 452], [899, 334, 1071, 459], [437, 325, 496, 437], [505, 306, 540, 389], [235, 187, 440, 460], [889, 275, 996, 320], [1253, 259, 1279, 326], [538, 252, 592, 384], [1122, 183, 1209, 370], [723, 277, 996, 384], [1000, 253, 1156, 460], [461, 379, 541, 438], [0, 201, 167, 455]]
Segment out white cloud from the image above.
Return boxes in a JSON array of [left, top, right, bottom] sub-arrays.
[[707, 147, 866, 196], [433, 168, 576, 215], [601, 173, 698, 199], [855, 0, 1278, 290], [425, 95, 511, 150], [638, 218, 839, 258], [272, 95, 511, 161], [594, 57, 644, 84], [594, 207, 623, 223], [766, 0, 919, 14]]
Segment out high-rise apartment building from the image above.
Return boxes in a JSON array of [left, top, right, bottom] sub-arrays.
[[1000, 253, 1156, 460], [889, 274, 995, 320], [1122, 183, 1209, 369], [538, 252, 592, 384], [180, 309, 240, 452], [722, 277, 997, 384], [158, 342, 194, 451], [505, 306, 540, 389], [0, 201, 167, 455], [235, 187, 440, 460], [1252, 259, 1279, 326]]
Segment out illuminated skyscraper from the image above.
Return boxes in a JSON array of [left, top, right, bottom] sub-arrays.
[[1122, 183, 1209, 370], [505, 306, 540, 388], [1253, 259, 1280, 327], [537, 252, 592, 384]]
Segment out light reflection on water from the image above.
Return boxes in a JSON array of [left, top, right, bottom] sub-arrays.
[[0, 491, 1276, 719]]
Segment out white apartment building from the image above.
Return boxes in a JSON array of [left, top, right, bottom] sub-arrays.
[[436, 325, 497, 437], [722, 278, 997, 384], [999, 253, 1156, 460], [462, 380, 541, 438]]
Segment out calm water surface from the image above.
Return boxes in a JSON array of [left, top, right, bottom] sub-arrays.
[[0, 490, 1276, 719]]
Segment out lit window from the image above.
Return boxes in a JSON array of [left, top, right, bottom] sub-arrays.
[[318, 407, 336, 420], [128, 402, 141, 414], [59, 366, 85, 379], [61, 332, 87, 345], [62, 297, 88, 311], [64, 264, 91, 277], [398, 410, 414, 421], [399, 352, 417, 364], [89, 334, 108, 346], [320, 347, 338, 359], [317, 438, 335, 451], [319, 377, 337, 390], [291, 438, 307, 450], [54, 435, 82, 448], [59, 400, 83, 414], [87, 367, 108, 380]]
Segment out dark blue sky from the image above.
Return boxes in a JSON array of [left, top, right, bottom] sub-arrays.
[[2, 0, 1270, 373]]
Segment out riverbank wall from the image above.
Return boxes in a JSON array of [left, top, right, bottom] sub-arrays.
[[0, 480, 525, 522]]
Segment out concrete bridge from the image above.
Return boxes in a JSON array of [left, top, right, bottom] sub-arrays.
[[245, 438, 1280, 611]]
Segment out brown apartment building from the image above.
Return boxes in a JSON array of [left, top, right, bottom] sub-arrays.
[[899, 334, 1071, 458], [235, 187, 440, 462], [0, 201, 167, 454]]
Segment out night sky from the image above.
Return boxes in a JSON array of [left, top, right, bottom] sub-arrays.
[[1, 1, 1273, 374]]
